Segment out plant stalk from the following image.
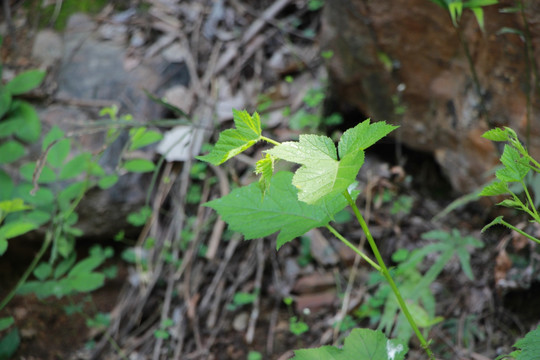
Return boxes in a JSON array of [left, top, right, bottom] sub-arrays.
[[343, 190, 435, 360], [326, 224, 380, 271]]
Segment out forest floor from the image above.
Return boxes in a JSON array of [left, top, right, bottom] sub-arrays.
[[1, 1, 539, 360]]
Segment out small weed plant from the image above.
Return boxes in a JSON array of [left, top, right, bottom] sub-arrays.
[[481, 126, 540, 358], [0, 51, 165, 358], [198, 109, 445, 359]]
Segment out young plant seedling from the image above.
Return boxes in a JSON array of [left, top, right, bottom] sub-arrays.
[[480, 127, 540, 244], [198, 109, 436, 359]]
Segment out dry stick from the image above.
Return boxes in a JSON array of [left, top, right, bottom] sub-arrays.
[[153, 159, 194, 360], [206, 279, 226, 329], [205, 165, 230, 260], [246, 240, 265, 344], [200, 234, 241, 311], [241, 0, 292, 45]]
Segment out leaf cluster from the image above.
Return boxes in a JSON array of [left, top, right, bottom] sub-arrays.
[[427, 0, 498, 30], [480, 127, 540, 244]]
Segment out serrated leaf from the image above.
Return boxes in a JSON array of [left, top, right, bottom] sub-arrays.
[[512, 325, 540, 360], [197, 109, 262, 165], [0, 140, 25, 164], [205, 171, 354, 249], [482, 127, 509, 141], [338, 119, 398, 158], [496, 145, 529, 182], [481, 216, 504, 232], [255, 153, 275, 194], [5, 69, 45, 95], [480, 181, 509, 196], [267, 135, 365, 204], [123, 158, 156, 173], [292, 328, 407, 360]]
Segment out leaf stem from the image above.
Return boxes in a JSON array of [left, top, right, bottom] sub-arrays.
[[342, 190, 435, 360], [520, 179, 539, 220], [0, 230, 52, 312], [325, 224, 380, 271], [500, 218, 540, 246], [261, 135, 281, 146]]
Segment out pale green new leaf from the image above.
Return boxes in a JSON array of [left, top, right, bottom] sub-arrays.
[[482, 127, 509, 142], [197, 109, 262, 165], [267, 134, 364, 204], [205, 171, 353, 249], [255, 153, 275, 194], [470, 7, 484, 31], [292, 328, 407, 360]]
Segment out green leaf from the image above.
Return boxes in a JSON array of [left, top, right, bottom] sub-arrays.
[[127, 206, 152, 226], [338, 119, 398, 157], [0, 221, 38, 239], [54, 253, 77, 279], [0, 86, 12, 118], [68, 256, 104, 277], [0, 198, 31, 215], [482, 127, 510, 141], [205, 171, 354, 249], [0, 317, 14, 332], [292, 328, 407, 360], [0, 238, 7, 255], [129, 128, 163, 150], [448, 1, 463, 27], [0, 328, 20, 359], [496, 145, 529, 182], [511, 325, 540, 360], [11, 101, 41, 143], [5, 69, 45, 95], [33, 262, 52, 281], [66, 272, 105, 292], [470, 7, 484, 31], [20, 162, 56, 184], [0, 118, 18, 138], [480, 181, 508, 196], [123, 158, 156, 173], [267, 134, 364, 204], [255, 153, 275, 194], [197, 109, 262, 165], [0, 140, 25, 164], [0, 169, 13, 200], [44, 129, 70, 168], [59, 153, 91, 180], [98, 174, 118, 189]]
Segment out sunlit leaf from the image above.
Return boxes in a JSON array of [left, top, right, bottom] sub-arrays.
[[197, 109, 262, 165], [5, 69, 45, 95]]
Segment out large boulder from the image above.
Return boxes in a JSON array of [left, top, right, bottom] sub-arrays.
[[321, 0, 539, 192]]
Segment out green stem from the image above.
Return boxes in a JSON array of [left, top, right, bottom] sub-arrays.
[[342, 190, 435, 359], [325, 224, 380, 271], [520, 180, 539, 220], [0, 231, 53, 312], [261, 135, 281, 146], [500, 218, 540, 246]]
